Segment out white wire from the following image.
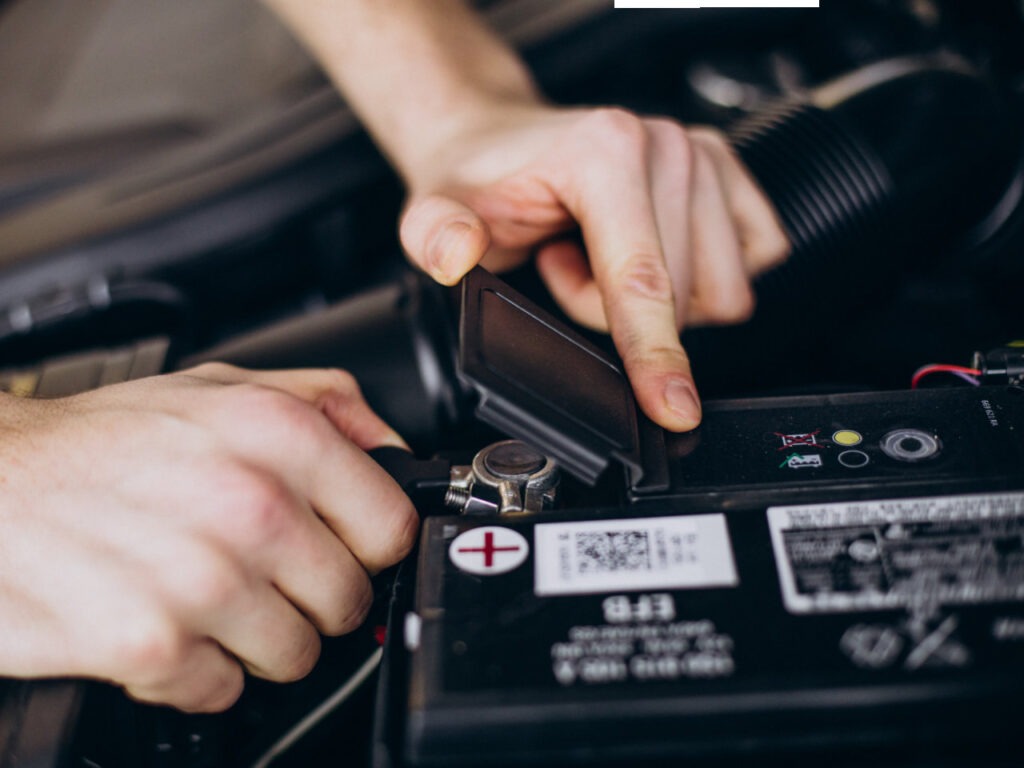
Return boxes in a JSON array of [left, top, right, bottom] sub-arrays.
[[249, 646, 384, 768]]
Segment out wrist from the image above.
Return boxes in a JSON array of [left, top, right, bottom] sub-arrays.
[[396, 91, 549, 192], [354, 34, 545, 188], [263, 0, 545, 188]]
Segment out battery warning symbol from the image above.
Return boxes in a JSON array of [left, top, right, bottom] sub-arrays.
[[832, 429, 863, 447]]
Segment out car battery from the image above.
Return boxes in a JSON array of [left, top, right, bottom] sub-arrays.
[[372, 268, 1024, 767]]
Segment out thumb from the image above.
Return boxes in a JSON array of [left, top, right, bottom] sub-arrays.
[[400, 194, 491, 285]]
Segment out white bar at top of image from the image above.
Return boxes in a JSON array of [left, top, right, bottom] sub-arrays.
[[615, 1, 818, 7], [700, 1, 819, 6], [614, 2, 700, 8]]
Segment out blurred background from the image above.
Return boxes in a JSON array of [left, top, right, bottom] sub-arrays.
[[0, 0, 1021, 394]]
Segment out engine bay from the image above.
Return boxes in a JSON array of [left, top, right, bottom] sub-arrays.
[[1, 2, 1023, 766]]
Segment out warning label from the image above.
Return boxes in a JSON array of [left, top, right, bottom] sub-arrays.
[[768, 492, 1024, 614], [534, 514, 738, 597]]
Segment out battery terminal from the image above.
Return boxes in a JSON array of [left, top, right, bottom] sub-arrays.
[[445, 440, 559, 515]]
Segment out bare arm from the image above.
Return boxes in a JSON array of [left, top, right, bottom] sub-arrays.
[[263, 0, 539, 182]]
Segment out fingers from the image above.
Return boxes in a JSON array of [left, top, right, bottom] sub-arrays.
[[535, 240, 606, 330], [548, 109, 701, 431], [123, 639, 244, 714], [392, 109, 785, 434], [1, 363, 418, 715], [172, 364, 415, 686], [689, 127, 790, 274], [685, 137, 755, 326], [400, 194, 491, 284], [645, 118, 695, 329], [267, 524, 375, 638], [193, 578, 322, 684], [533, 116, 792, 433], [190, 467, 377, 637], [184, 363, 418, 574], [109, 479, 375, 711]]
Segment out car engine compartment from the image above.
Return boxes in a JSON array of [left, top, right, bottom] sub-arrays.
[[1, 1, 1023, 766]]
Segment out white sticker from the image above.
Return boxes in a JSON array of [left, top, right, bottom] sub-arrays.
[[449, 526, 529, 576], [768, 491, 1024, 614], [533, 514, 738, 597]]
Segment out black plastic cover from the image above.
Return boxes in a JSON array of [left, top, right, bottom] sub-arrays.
[[458, 267, 668, 491]]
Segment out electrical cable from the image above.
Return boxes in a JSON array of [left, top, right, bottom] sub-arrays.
[[248, 646, 383, 768], [911, 364, 981, 389]]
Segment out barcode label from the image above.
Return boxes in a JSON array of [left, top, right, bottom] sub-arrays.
[[534, 515, 738, 596], [576, 531, 651, 573]]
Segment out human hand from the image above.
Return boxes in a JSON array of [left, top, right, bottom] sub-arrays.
[[399, 107, 789, 431], [0, 364, 417, 712]]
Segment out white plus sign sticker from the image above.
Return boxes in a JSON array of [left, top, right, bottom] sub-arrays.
[[449, 526, 529, 576]]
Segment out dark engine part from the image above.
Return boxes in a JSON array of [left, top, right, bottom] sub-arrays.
[[682, 55, 1021, 395], [733, 56, 1017, 270], [180, 273, 466, 451]]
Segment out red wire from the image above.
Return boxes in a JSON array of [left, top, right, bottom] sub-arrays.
[[911, 364, 981, 389]]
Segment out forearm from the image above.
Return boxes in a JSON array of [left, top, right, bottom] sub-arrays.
[[263, 0, 542, 183]]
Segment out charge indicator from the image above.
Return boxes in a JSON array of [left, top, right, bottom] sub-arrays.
[[832, 429, 863, 447]]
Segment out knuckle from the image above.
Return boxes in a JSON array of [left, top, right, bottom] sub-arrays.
[[651, 118, 694, 160], [353, 494, 419, 574], [621, 343, 692, 382], [192, 666, 245, 713], [765, 235, 791, 268], [728, 291, 757, 324], [323, 368, 360, 398], [231, 383, 297, 419], [229, 384, 327, 447], [275, 628, 322, 683], [176, 551, 243, 612], [182, 361, 242, 384], [585, 107, 648, 152], [317, 370, 372, 418], [324, 575, 374, 636], [690, 125, 729, 151], [746, 225, 791, 272], [225, 472, 294, 548], [379, 499, 420, 568], [272, 400, 327, 444], [612, 255, 675, 305], [118, 613, 189, 679]]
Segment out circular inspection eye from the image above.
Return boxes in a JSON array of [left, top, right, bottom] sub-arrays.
[[880, 429, 940, 462], [838, 449, 870, 468]]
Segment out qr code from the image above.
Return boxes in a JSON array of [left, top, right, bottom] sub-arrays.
[[575, 530, 651, 573]]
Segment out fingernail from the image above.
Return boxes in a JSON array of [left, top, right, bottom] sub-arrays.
[[663, 377, 701, 428], [431, 221, 472, 283], [381, 430, 411, 451]]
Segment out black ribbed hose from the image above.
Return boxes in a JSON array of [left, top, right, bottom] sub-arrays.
[[684, 56, 1019, 391]]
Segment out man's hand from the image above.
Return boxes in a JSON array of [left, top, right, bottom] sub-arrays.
[[263, 0, 789, 432], [399, 108, 789, 431], [0, 364, 417, 712]]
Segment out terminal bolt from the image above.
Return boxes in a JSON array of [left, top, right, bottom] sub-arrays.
[[444, 440, 559, 515]]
